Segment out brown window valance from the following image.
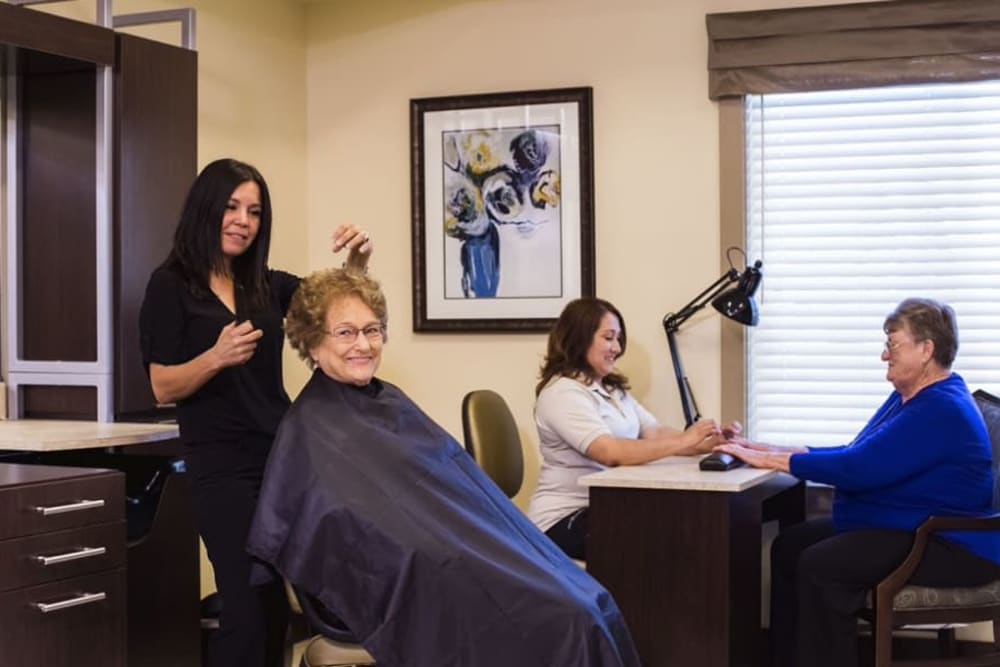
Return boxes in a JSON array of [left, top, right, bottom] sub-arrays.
[[706, 0, 1000, 99]]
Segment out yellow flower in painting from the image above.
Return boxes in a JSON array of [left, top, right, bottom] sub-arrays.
[[461, 132, 500, 176], [530, 170, 561, 208], [444, 178, 489, 239]]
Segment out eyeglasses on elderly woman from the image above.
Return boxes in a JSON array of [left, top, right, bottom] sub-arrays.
[[325, 324, 385, 345], [883, 338, 925, 355]]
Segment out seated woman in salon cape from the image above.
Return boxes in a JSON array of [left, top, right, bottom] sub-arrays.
[[246, 268, 639, 667]]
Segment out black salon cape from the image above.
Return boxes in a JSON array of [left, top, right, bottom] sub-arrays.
[[247, 371, 639, 667]]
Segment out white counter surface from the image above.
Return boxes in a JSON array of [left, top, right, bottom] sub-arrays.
[[579, 454, 778, 492], [0, 420, 179, 452]]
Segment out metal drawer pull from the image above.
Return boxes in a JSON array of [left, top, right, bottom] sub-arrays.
[[32, 499, 105, 516], [32, 546, 107, 566], [32, 591, 106, 613]]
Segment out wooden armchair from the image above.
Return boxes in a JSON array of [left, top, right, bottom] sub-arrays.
[[861, 389, 1000, 667]]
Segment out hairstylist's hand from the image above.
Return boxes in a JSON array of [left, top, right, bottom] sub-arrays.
[[212, 320, 263, 368], [332, 224, 373, 272]]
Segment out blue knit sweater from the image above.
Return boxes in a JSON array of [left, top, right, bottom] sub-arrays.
[[790, 373, 999, 565]]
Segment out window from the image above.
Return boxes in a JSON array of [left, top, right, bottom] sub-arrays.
[[744, 80, 1000, 446]]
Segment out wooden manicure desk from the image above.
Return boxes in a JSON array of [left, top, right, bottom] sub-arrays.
[[582, 457, 805, 667]]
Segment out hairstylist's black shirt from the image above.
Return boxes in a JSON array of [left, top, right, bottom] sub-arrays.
[[139, 266, 300, 444]]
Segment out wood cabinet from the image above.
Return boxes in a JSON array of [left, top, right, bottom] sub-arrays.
[[0, 423, 201, 667], [114, 32, 198, 420], [2, 4, 197, 422], [0, 463, 126, 667], [32, 444, 202, 667]]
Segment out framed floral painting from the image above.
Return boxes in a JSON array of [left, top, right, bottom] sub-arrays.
[[410, 87, 595, 332]]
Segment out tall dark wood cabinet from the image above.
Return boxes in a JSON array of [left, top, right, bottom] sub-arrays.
[[1, 7, 202, 667], [114, 33, 197, 420], [1, 4, 196, 422], [3, 4, 111, 420]]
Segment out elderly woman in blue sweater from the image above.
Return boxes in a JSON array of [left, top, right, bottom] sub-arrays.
[[716, 297, 1000, 667]]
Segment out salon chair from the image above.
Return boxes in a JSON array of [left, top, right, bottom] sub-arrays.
[[285, 581, 374, 667], [461, 389, 586, 569]]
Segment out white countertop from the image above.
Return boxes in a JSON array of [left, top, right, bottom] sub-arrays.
[[579, 454, 778, 492], [0, 420, 179, 452]]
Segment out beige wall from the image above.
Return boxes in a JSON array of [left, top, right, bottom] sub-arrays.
[[301, 0, 859, 510], [38, 0, 993, 643], [22, 0, 876, 604], [32, 0, 865, 489]]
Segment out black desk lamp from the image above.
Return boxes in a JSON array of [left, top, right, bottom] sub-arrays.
[[662, 248, 762, 471]]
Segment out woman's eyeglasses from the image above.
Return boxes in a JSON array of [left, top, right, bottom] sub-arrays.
[[883, 338, 922, 354], [326, 324, 385, 344]]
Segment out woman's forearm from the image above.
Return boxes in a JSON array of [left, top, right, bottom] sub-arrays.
[[148, 352, 224, 404], [762, 451, 793, 472], [587, 426, 718, 467]]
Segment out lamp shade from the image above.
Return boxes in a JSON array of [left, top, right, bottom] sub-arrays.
[[711, 290, 758, 325], [711, 260, 762, 326]]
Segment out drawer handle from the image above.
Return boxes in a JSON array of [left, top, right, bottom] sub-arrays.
[[32, 499, 105, 516], [32, 546, 107, 566], [32, 591, 106, 613]]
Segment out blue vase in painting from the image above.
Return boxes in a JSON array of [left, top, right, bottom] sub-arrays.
[[460, 223, 500, 298]]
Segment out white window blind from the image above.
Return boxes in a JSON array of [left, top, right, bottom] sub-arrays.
[[745, 81, 1000, 447]]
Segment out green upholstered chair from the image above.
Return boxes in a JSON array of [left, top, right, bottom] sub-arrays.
[[461, 389, 524, 498], [462, 389, 589, 569]]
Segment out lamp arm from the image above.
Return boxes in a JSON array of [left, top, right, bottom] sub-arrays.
[[665, 327, 699, 428], [662, 267, 741, 428], [662, 268, 739, 333]]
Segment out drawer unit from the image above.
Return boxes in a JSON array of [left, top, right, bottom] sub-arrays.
[[0, 467, 123, 539], [0, 463, 125, 666]]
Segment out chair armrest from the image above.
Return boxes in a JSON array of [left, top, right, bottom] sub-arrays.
[[915, 513, 1000, 536], [876, 513, 1000, 607], [292, 585, 359, 644], [284, 579, 304, 616]]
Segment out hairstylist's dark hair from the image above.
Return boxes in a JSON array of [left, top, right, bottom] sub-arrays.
[[162, 158, 274, 313], [536, 297, 629, 396]]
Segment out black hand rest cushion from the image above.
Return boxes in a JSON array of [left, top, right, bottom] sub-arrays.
[[699, 452, 745, 471]]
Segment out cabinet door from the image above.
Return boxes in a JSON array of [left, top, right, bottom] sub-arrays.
[[0, 569, 125, 667], [13, 49, 105, 420], [19, 51, 98, 366], [114, 33, 197, 419]]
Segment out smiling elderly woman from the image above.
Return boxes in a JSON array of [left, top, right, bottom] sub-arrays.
[[715, 297, 1000, 667], [282, 267, 388, 385], [247, 268, 639, 667]]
